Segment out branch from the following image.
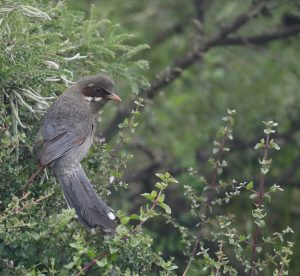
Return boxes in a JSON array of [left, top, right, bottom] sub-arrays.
[[102, 1, 266, 141], [249, 133, 271, 276], [10, 192, 54, 214], [217, 24, 300, 46], [182, 239, 199, 276], [76, 251, 108, 276]]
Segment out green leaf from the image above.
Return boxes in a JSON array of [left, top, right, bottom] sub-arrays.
[[141, 193, 154, 201], [249, 193, 257, 200], [64, 262, 75, 270], [255, 220, 265, 228], [155, 182, 167, 191], [96, 257, 107, 267], [239, 235, 246, 242], [131, 238, 141, 247], [246, 181, 254, 190], [157, 194, 165, 203], [261, 167, 269, 175], [87, 250, 96, 258], [109, 245, 119, 254], [151, 190, 157, 198], [263, 193, 271, 203], [121, 216, 130, 224], [129, 214, 140, 221], [158, 202, 171, 214]]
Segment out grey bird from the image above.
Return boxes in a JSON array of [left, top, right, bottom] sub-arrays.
[[33, 74, 121, 232]]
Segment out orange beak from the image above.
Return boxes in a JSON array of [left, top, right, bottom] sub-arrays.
[[107, 92, 122, 102]]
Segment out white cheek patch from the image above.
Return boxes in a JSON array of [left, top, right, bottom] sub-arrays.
[[108, 212, 115, 221], [84, 96, 93, 102], [84, 96, 102, 102]]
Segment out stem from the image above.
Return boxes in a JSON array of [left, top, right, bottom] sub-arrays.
[[210, 132, 227, 188], [76, 251, 108, 276], [278, 263, 284, 276], [23, 164, 46, 190], [248, 134, 270, 276], [214, 241, 224, 276], [182, 115, 233, 276], [182, 239, 199, 276], [15, 192, 54, 213], [136, 190, 163, 229]]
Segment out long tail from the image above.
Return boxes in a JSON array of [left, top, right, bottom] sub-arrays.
[[52, 164, 116, 232]]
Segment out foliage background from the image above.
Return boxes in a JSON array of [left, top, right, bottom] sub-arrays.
[[1, 0, 300, 275]]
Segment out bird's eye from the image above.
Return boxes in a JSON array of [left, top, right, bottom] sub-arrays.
[[97, 87, 110, 94]]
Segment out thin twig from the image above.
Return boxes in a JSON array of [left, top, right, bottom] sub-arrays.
[[76, 251, 108, 276], [23, 164, 46, 190], [182, 114, 233, 275], [136, 190, 162, 229], [182, 239, 199, 276], [15, 192, 54, 213], [248, 134, 270, 276], [214, 241, 224, 276], [217, 24, 300, 47]]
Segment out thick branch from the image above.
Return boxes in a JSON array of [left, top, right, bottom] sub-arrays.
[[217, 24, 300, 46]]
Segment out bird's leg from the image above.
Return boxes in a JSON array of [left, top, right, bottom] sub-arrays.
[[24, 164, 46, 190]]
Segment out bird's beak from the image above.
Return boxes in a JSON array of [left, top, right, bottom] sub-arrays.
[[107, 92, 122, 102]]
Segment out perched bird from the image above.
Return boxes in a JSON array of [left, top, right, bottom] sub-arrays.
[[33, 74, 121, 232]]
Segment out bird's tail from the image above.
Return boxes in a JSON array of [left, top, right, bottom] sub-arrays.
[[52, 164, 116, 232]]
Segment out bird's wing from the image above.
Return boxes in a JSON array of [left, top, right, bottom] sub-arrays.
[[34, 96, 92, 166], [38, 129, 87, 165]]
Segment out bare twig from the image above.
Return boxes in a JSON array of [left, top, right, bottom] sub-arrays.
[[23, 164, 46, 190], [216, 24, 300, 46], [182, 239, 199, 276], [76, 251, 108, 276], [14, 192, 54, 214]]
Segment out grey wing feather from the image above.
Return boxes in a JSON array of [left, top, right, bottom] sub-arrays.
[[34, 100, 91, 165], [40, 130, 86, 165]]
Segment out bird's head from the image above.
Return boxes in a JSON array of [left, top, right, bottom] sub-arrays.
[[77, 74, 121, 103]]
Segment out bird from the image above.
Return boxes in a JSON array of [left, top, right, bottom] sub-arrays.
[[33, 74, 121, 232]]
